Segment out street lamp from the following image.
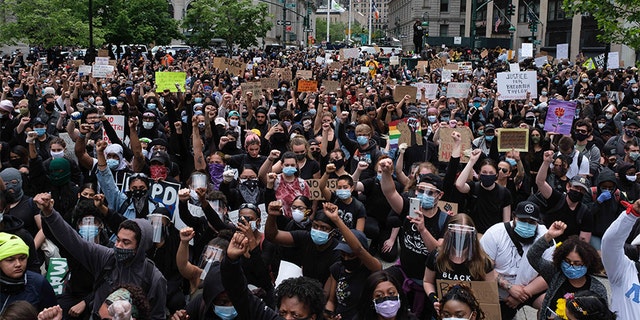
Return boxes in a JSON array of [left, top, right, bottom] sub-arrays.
[[508, 25, 516, 50]]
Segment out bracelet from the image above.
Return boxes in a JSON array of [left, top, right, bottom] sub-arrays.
[[78, 132, 86, 139], [428, 292, 438, 303]]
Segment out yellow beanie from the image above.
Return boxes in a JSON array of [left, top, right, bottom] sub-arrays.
[[0, 232, 29, 261]]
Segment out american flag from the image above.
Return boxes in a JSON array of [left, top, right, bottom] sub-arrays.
[[372, 2, 380, 20], [494, 16, 502, 32]]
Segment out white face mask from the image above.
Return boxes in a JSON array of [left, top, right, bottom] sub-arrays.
[[142, 121, 154, 129], [229, 119, 239, 127], [292, 209, 306, 223], [597, 123, 606, 129], [627, 175, 638, 182], [50, 151, 65, 159]]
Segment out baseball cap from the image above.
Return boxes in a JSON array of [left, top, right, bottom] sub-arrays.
[[514, 201, 541, 223], [150, 151, 170, 166], [417, 173, 443, 190], [570, 176, 591, 194], [334, 229, 369, 254]]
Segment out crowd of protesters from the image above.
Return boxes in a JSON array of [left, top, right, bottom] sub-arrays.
[[0, 42, 637, 320]]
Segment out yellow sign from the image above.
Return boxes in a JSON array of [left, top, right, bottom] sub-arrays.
[[155, 72, 186, 92]]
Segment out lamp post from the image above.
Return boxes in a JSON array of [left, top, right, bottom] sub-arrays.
[[422, 12, 429, 48], [509, 25, 515, 50]]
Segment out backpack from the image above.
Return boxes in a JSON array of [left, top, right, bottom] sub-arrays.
[[527, 191, 586, 225]]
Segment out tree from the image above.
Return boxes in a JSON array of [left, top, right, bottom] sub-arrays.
[[0, 0, 99, 47], [183, 0, 273, 48], [563, 0, 640, 50], [315, 19, 347, 43]]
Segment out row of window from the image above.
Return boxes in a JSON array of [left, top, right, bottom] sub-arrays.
[[431, 0, 565, 22]]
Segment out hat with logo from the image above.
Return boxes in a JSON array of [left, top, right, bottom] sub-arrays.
[[514, 201, 541, 223]]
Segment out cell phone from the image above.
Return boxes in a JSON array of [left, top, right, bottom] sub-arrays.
[[270, 119, 279, 126], [409, 198, 420, 218]]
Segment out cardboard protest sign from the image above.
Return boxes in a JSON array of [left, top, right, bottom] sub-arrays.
[[444, 63, 459, 72], [544, 99, 576, 135], [413, 83, 438, 100], [307, 179, 337, 200], [92, 65, 114, 78], [315, 56, 325, 65], [78, 65, 92, 76], [241, 81, 263, 95], [481, 49, 489, 58], [297, 80, 318, 92], [416, 60, 429, 73], [260, 78, 279, 90], [109, 60, 117, 67], [360, 66, 369, 73], [446, 82, 471, 99], [102, 115, 125, 144], [95, 57, 109, 65], [98, 49, 109, 57], [214, 57, 246, 75], [438, 201, 458, 215], [329, 61, 343, 70], [341, 48, 360, 59], [388, 117, 423, 150], [389, 56, 400, 65], [274, 68, 292, 81], [296, 69, 313, 79], [438, 127, 473, 163], [429, 58, 445, 70], [556, 43, 569, 60], [323, 80, 340, 93], [72, 60, 83, 67], [155, 71, 186, 92], [458, 61, 472, 75], [497, 128, 529, 152], [436, 280, 501, 320], [496, 71, 537, 100], [47, 258, 68, 296], [393, 85, 417, 102]]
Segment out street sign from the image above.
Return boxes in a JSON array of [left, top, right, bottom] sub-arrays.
[[285, 21, 291, 26], [286, 3, 296, 8], [304, 29, 313, 32], [277, 20, 292, 26]]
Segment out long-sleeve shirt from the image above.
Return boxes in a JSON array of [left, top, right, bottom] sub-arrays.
[[602, 211, 640, 320]]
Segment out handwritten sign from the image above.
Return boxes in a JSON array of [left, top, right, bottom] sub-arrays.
[[103, 115, 125, 144], [414, 83, 438, 100], [274, 68, 292, 81], [608, 52, 620, 69], [241, 81, 263, 95], [95, 57, 109, 65], [436, 280, 501, 320], [497, 128, 529, 152], [297, 80, 318, 92], [444, 63, 459, 72], [393, 85, 417, 102], [155, 71, 186, 92], [296, 70, 313, 79], [341, 48, 360, 59], [544, 99, 576, 135], [438, 127, 473, 163], [360, 66, 369, 74], [329, 61, 343, 70], [307, 179, 337, 200], [556, 43, 569, 60], [416, 60, 429, 73], [446, 82, 472, 99], [260, 78, 279, 90], [78, 65, 92, 76], [509, 63, 520, 72], [496, 71, 537, 100], [429, 58, 445, 70], [98, 49, 109, 57], [481, 49, 489, 58], [458, 62, 472, 75], [122, 175, 180, 217], [214, 57, 246, 75], [92, 65, 114, 78], [521, 43, 533, 58], [323, 80, 340, 93], [441, 69, 453, 83]]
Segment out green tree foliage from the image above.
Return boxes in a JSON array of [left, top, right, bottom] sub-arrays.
[[563, 0, 640, 50], [315, 19, 347, 42], [182, 0, 273, 48]]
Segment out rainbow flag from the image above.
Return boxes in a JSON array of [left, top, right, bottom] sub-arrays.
[[388, 117, 422, 150]]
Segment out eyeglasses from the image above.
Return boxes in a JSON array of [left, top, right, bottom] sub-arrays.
[[291, 205, 307, 211], [564, 259, 584, 267], [416, 188, 441, 197]]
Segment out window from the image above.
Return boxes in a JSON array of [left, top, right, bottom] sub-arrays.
[[460, 0, 467, 13], [440, 0, 449, 12], [440, 24, 449, 36]]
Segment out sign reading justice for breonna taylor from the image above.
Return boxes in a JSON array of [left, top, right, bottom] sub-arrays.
[[496, 71, 537, 100]]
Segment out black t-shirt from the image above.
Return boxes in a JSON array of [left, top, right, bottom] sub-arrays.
[[290, 230, 341, 284], [466, 182, 512, 234], [550, 276, 591, 314], [361, 177, 403, 225], [544, 190, 593, 242], [329, 195, 367, 229], [329, 263, 370, 320], [7, 197, 39, 237], [425, 250, 494, 282], [228, 153, 267, 173], [298, 159, 320, 180]]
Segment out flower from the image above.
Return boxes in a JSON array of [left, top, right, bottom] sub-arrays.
[[554, 107, 566, 118], [556, 297, 569, 319]]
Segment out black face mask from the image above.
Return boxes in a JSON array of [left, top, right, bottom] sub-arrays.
[[479, 174, 497, 188], [241, 179, 259, 191], [45, 102, 54, 111], [574, 132, 588, 141], [9, 159, 23, 168], [295, 153, 306, 161], [127, 189, 147, 199], [568, 189, 584, 203], [311, 151, 321, 159], [331, 159, 345, 170], [271, 132, 287, 143], [342, 257, 361, 271]]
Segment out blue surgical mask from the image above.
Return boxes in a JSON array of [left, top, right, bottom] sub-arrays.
[[147, 103, 157, 110], [336, 189, 351, 200], [481, 98, 487, 103], [310, 228, 330, 245], [332, 106, 337, 112], [308, 109, 317, 116], [106, 158, 120, 170], [485, 135, 494, 141], [282, 166, 297, 176], [214, 305, 238, 320], [417, 193, 436, 209], [357, 136, 368, 146], [428, 115, 437, 123], [34, 128, 46, 136], [561, 261, 587, 279], [182, 116, 188, 123], [441, 117, 450, 122], [376, 174, 382, 181], [194, 97, 203, 103], [505, 158, 517, 167], [79, 225, 100, 241], [514, 220, 536, 238]]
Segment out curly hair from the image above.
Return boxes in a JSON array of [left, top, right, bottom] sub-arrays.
[[565, 290, 617, 320], [552, 236, 603, 274], [275, 276, 325, 319], [439, 284, 486, 320], [113, 284, 151, 320]]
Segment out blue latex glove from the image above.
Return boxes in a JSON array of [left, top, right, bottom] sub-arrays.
[[597, 190, 612, 203]]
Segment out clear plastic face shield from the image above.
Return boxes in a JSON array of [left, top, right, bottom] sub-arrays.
[[191, 173, 208, 190], [199, 245, 224, 280], [444, 224, 476, 260], [208, 200, 225, 220], [148, 214, 165, 243], [78, 216, 101, 243]]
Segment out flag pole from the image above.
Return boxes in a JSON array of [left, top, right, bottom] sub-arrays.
[[368, 0, 372, 45], [348, 0, 352, 43], [326, 0, 331, 43]]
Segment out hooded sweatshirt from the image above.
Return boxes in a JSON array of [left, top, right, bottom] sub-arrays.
[[43, 210, 167, 319], [592, 167, 628, 237], [0, 214, 41, 272]]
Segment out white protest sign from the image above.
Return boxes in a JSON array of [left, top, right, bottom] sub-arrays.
[[342, 48, 360, 59], [102, 115, 125, 143], [534, 56, 548, 67], [95, 57, 109, 65], [496, 71, 538, 100], [275, 260, 303, 288], [315, 56, 325, 65], [509, 63, 520, 72], [413, 83, 439, 100], [389, 56, 400, 65], [446, 82, 472, 98], [556, 43, 569, 60], [608, 52, 620, 69], [441, 69, 453, 83], [92, 65, 114, 78], [253, 57, 262, 64], [521, 43, 533, 58], [454, 37, 462, 45], [360, 66, 369, 73], [78, 65, 92, 76]]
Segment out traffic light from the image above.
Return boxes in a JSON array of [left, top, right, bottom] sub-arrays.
[[528, 21, 538, 32], [506, 4, 515, 16]]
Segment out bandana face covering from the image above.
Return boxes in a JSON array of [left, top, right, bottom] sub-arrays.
[[150, 164, 168, 180], [239, 179, 260, 204], [208, 163, 225, 190]]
